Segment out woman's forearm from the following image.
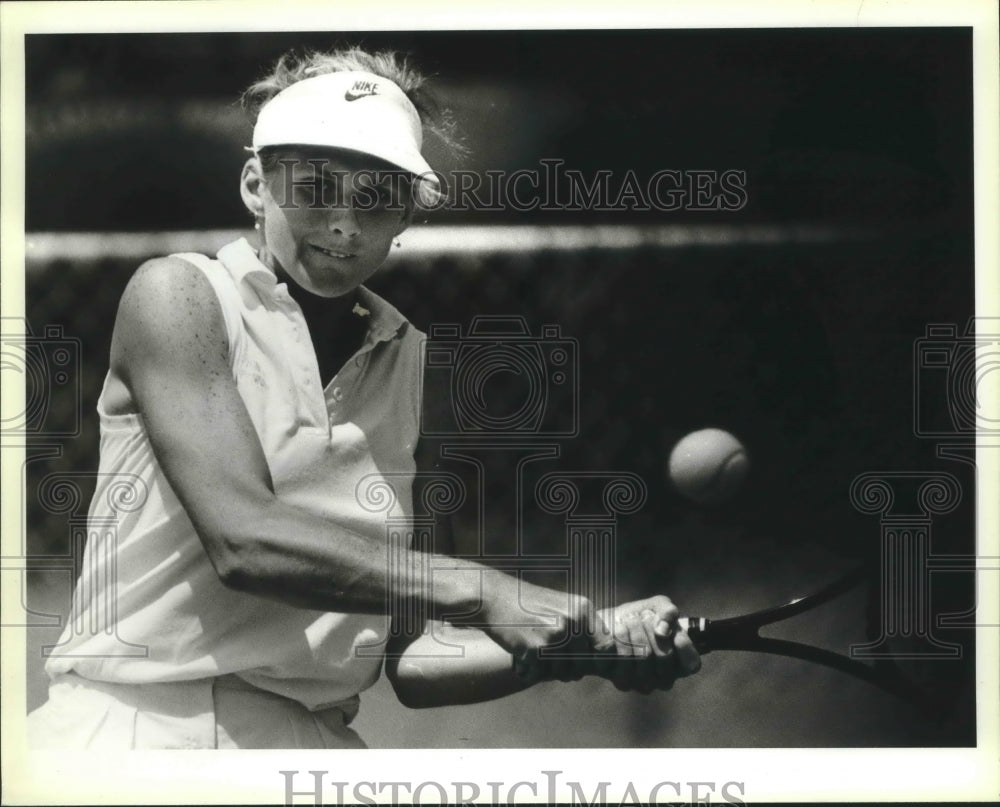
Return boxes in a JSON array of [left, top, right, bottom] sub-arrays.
[[215, 495, 486, 618], [386, 623, 531, 708]]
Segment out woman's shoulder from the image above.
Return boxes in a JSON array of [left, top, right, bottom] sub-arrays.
[[107, 253, 234, 414], [118, 253, 226, 333], [129, 252, 210, 284]]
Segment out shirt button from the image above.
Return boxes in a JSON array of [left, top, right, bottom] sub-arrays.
[[332, 387, 344, 402]]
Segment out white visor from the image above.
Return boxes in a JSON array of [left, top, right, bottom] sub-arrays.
[[252, 71, 440, 204]]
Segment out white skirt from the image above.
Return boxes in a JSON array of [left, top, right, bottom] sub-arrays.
[[28, 672, 367, 750]]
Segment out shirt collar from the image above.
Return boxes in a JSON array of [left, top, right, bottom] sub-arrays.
[[217, 237, 281, 289], [356, 285, 408, 344], [217, 238, 407, 343]]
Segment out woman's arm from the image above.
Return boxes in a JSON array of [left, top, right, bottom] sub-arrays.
[[111, 257, 606, 660], [385, 622, 531, 708]]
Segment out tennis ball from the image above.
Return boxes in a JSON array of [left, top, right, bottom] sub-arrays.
[[668, 428, 749, 504]]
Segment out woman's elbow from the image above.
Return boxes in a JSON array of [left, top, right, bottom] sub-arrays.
[[392, 686, 432, 710], [214, 557, 254, 592], [386, 659, 436, 709], [187, 491, 280, 590], [198, 523, 262, 592]]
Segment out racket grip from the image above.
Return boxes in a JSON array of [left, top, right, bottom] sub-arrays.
[[679, 616, 711, 653], [513, 618, 711, 681]]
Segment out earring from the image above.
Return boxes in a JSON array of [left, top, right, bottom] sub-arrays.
[[254, 219, 262, 231]]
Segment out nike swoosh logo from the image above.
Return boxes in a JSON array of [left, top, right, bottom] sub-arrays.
[[345, 89, 378, 102]]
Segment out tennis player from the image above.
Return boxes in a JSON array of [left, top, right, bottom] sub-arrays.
[[28, 46, 700, 749]]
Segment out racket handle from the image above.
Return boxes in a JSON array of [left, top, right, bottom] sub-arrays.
[[679, 616, 711, 653], [513, 617, 712, 680]]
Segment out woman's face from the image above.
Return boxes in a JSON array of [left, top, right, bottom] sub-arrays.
[[246, 148, 411, 298]]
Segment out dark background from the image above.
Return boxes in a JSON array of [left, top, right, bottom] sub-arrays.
[[22, 28, 976, 747], [26, 29, 971, 231]]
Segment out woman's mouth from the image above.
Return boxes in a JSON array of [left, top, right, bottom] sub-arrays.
[[310, 244, 356, 259]]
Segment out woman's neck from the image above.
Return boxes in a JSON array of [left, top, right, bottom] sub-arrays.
[[257, 246, 359, 327], [255, 246, 370, 383]]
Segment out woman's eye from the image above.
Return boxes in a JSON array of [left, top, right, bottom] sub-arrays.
[[312, 178, 348, 207], [354, 184, 396, 210], [289, 178, 328, 206]]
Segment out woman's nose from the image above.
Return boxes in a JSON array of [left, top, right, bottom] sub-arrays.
[[327, 202, 361, 237]]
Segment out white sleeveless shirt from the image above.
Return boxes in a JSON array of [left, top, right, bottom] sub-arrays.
[[45, 238, 424, 711]]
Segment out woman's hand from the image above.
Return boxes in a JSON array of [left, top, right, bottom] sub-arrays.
[[516, 595, 701, 693], [594, 596, 701, 693], [471, 571, 613, 682]]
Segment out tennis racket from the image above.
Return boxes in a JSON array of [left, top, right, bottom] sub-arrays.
[[676, 566, 919, 702], [530, 567, 923, 705]]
